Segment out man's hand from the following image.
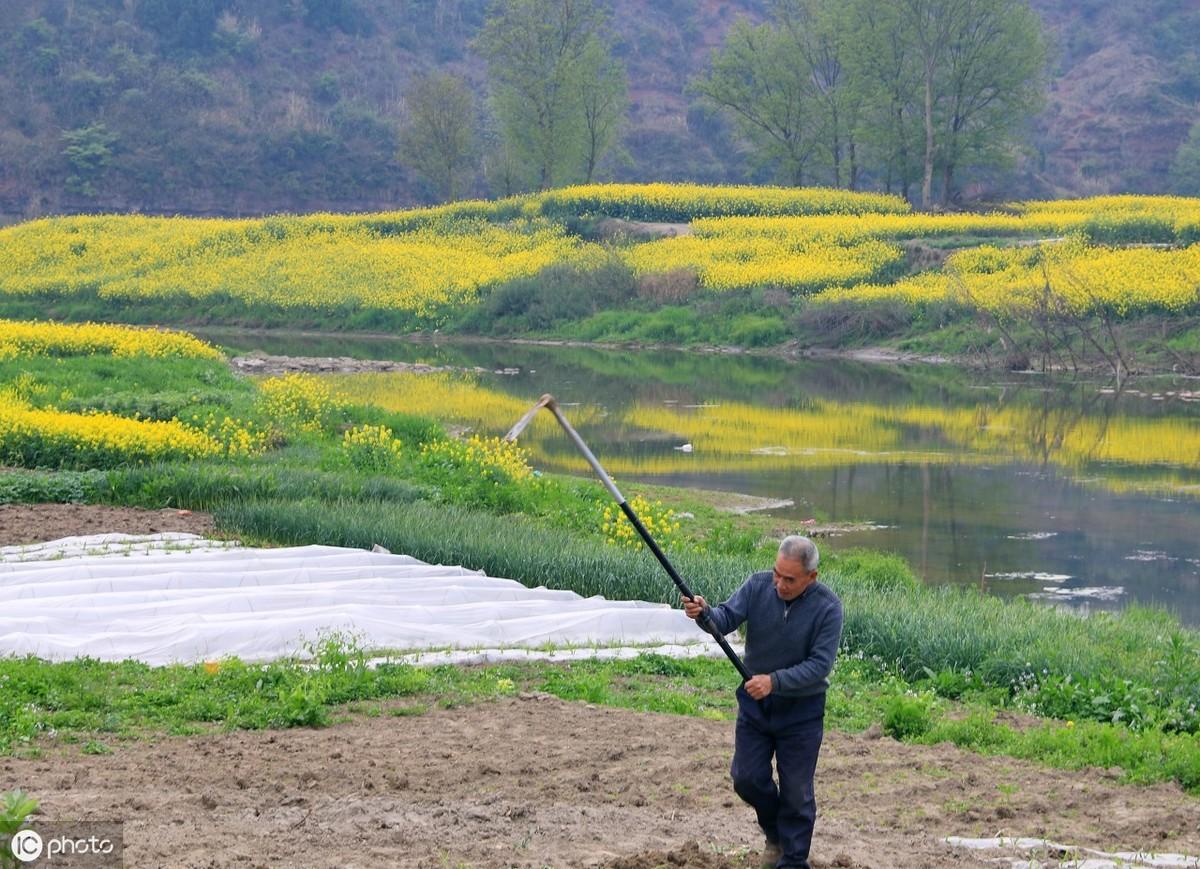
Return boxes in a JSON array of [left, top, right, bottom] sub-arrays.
[[744, 674, 773, 700], [681, 594, 707, 620]]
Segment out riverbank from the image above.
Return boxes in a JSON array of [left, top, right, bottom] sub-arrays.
[[8, 289, 1195, 376], [224, 340, 953, 375], [5, 188, 1200, 379], [3, 322, 1200, 800]]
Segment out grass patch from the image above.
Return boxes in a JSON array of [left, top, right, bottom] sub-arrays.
[[3, 640, 1197, 793], [564, 295, 791, 349]]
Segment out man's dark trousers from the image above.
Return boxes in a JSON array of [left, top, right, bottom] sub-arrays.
[[730, 686, 826, 869]]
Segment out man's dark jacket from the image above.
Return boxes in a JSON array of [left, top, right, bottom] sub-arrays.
[[703, 572, 843, 697]]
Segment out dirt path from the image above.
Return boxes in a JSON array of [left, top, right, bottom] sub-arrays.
[[0, 503, 217, 546], [3, 695, 1197, 868]]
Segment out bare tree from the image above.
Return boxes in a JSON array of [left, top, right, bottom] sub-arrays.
[[398, 71, 479, 202]]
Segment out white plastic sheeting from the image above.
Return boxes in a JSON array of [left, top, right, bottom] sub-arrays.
[[0, 533, 722, 666], [944, 836, 1200, 868]]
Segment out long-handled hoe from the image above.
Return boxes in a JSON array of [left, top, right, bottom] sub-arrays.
[[505, 393, 752, 681]]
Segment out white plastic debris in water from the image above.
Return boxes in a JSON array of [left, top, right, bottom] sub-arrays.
[[985, 571, 1073, 582], [0, 533, 729, 666], [1027, 585, 1125, 601], [944, 836, 1200, 868]]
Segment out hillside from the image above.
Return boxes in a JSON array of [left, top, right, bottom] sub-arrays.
[[0, 0, 1197, 219], [1027, 0, 1200, 196], [2, 185, 1197, 376]]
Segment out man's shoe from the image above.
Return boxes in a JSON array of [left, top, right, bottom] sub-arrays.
[[760, 837, 783, 869]]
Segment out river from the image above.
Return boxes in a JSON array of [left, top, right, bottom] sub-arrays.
[[204, 329, 1200, 625]]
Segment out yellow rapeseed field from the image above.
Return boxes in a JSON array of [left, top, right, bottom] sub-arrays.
[[257, 373, 345, 434], [538, 183, 911, 220], [622, 234, 903, 293], [0, 318, 222, 361], [2, 187, 1199, 317], [0, 214, 593, 320], [824, 238, 1200, 314], [0, 393, 222, 467]]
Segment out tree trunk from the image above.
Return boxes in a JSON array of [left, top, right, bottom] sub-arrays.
[[584, 134, 597, 184], [922, 63, 935, 208], [831, 108, 841, 188], [848, 140, 858, 191], [791, 158, 805, 186]]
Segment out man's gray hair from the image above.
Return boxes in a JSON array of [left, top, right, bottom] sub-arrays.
[[778, 535, 819, 572]]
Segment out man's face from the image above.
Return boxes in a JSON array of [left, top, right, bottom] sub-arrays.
[[773, 554, 816, 602]]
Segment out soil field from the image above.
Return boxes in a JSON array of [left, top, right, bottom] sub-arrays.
[[3, 693, 1199, 868], [0, 503, 217, 546]]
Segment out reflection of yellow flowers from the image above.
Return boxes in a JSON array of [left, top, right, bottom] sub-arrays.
[[0, 318, 222, 361], [321, 371, 1200, 499], [323, 372, 602, 435]]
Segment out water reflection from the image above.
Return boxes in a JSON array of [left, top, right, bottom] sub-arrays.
[[209, 329, 1200, 623]]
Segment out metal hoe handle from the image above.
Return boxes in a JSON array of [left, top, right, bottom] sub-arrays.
[[505, 394, 753, 682]]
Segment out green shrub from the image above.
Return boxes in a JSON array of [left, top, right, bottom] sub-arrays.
[[790, 298, 914, 346], [883, 693, 934, 740], [727, 313, 788, 347], [454, 255, 637, 334], [1080, 213, 1177, 244], [0, 469, 107, 504], [340, 424, 404, 473], [825, 549, 920, 591], [632, 306, 700, 343]]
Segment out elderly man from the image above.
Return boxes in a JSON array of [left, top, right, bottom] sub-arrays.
[[683, 535, 843, 869]]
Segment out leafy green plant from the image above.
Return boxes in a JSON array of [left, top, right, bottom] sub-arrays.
[[0, 790, 38, 869], [883, 692, 934, 740], [340, 424, 404, 473]]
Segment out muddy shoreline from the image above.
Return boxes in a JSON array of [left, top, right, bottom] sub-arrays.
[[212, 327, 955, 369], [212, 326, 1195, 378]]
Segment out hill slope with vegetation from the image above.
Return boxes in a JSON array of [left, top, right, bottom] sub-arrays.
[[1, 0, 1199, 221], [2, 184, 1198, 374]]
